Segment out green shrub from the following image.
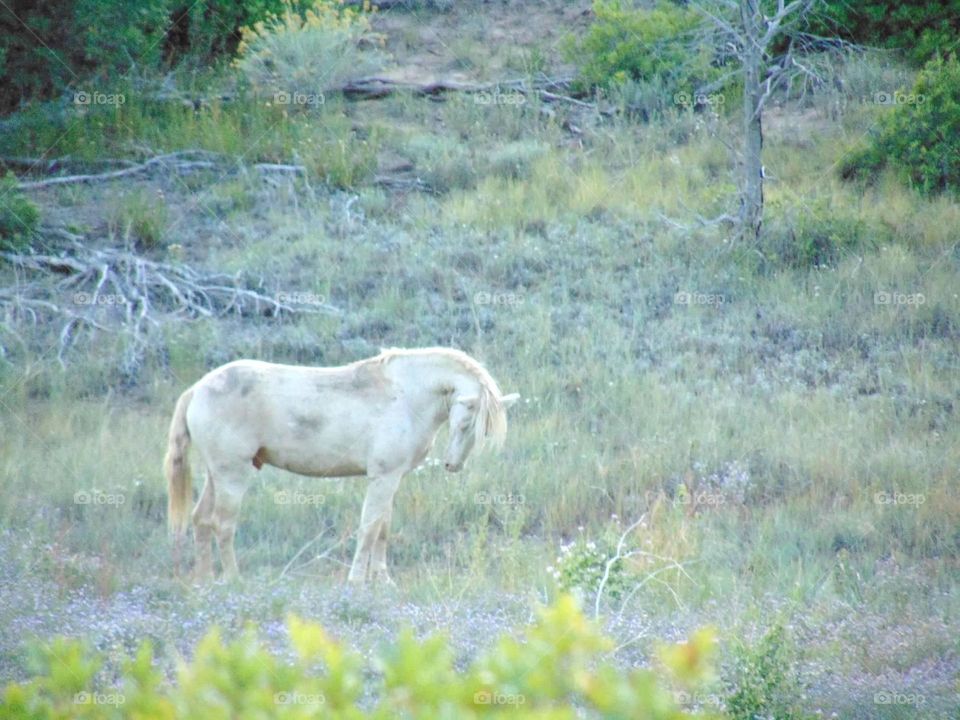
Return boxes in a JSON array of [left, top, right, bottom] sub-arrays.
[[0, 0, 299, 112], [725, 622, 812, 720], [0, 0, 169, 113], [1, 596, 716, 719], [840, 54, 960, 196], [0, 172, 40, 253], [565, 0, 722, 115], [814, 0, 960, 66], [549, 530, 631, 604], [234, 0, 388, 102], [171, 0, 288, 62], [762, 198, 875, 269]]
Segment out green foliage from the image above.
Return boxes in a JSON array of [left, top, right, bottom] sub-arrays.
[[108, 189, 170, 251], [549, 532, 630, 603], [176, 0, 288, 62], [762, 197, 875, 269], [0, 172, 40, 253], [0, 0, 169, 113], [841, 54, 960, 196], [0, 0, 297, 112], [0, 93, 379, 189], [565, 0, 722, 115], [815, 0, 960, 65], [725, 622, 811, 720], [1, 596, 715, 719], [298, 116, 382, 188], [235, 0, 388, 100]]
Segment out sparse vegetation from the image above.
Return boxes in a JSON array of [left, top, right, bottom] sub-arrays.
[[107, 188, 170, 250]]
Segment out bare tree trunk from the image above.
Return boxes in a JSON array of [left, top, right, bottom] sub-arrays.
[[739, 0, 764, 242], [696, 0, 821, 242]]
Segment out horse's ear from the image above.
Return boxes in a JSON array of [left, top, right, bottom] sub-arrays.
[[500, 393, 520, 409]]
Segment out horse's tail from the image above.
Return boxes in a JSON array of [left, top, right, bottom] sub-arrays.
[[164, 385, 195, 536]]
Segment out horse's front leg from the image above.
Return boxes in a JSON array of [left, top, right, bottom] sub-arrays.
[[348, 472, 401, 584], [370, 506, 395, 586]]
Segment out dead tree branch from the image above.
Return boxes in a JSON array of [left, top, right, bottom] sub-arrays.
[[1, 237, 341, 368]]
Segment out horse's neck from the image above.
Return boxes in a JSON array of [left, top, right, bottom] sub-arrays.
[[388, 354, 476, 422]]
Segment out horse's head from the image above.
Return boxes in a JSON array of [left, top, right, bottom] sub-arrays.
[[444, 391, 520, 472]]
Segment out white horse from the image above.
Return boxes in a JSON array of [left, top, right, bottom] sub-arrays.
[[164, 347, 519, 583]]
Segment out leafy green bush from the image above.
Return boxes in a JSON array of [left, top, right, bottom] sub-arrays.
[[840, 54, 960, 196], [565, 1, 722, 115], [814, 0, 960, 66], [235, 0, 388, 102], [1, 596, 716, 719], [549, 531, 631, 604], [0, 0, 296, 112], [171, 0, 288, 62], [724, 622, 812, 720], [0, 0, 169, 113], [0, 172, 40, 253]]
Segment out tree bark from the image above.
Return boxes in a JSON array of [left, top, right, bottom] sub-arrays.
[[739, 0, 764, 243]]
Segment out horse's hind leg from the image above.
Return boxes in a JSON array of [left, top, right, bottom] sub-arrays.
[[191, 470, 216, 582], [210, 463, 252, 581]]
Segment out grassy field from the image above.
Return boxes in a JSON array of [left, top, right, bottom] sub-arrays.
[[1, 1, 958, 717]]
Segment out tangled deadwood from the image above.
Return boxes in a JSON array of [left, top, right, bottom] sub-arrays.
[[0, 231, 340, 370]]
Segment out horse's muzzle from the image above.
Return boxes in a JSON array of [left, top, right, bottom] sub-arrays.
[[444, 461, 463, 472]]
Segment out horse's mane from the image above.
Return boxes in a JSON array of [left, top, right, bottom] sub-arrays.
[[372, 347, 508, 448]]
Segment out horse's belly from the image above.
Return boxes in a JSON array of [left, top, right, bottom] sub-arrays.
[[262, 447, 365, 478]]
